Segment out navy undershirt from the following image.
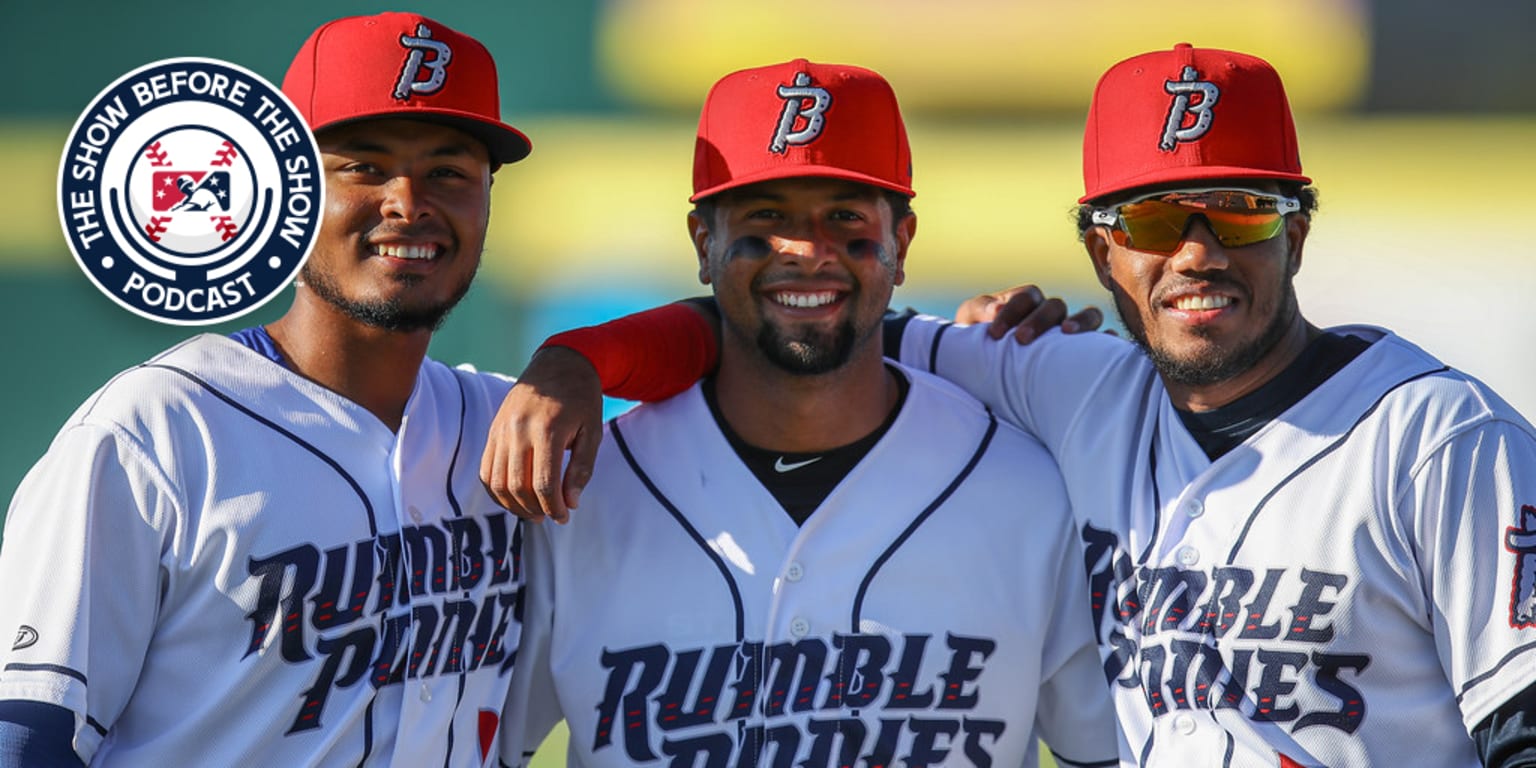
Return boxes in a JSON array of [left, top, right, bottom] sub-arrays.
[[228, 325, 287, 367], [1175, 331, 1372, 460], [702, 367, 909, 526]]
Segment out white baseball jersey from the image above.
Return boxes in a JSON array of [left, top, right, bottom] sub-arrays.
[[0, 334, 526, 767], [504, 365, 1128, 768], [899, 320, 1536, 767]]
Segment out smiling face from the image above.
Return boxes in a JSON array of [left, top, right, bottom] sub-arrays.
[[691, 177, 913, 376], [302, 118, 493, 333], [1086, 181, 1311, 398]]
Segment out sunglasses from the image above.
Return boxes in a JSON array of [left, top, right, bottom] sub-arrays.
[[1090, 187, 1301, 254]]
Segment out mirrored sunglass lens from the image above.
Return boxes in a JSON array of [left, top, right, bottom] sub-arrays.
[[1203, 208, 1286, 247], [1118, 200, 1195, 252], [1116, 199, 1285, 252]]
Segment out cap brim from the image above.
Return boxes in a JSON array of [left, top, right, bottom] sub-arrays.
[[315, 108, 532, 167], [691, 165, 915, 203], [1081, 166, 1310, 204]]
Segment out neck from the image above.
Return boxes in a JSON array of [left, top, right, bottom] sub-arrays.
[[1166, 319, 1321, 412], [713, 340, 897, 453], [265, 292, 432, 431]]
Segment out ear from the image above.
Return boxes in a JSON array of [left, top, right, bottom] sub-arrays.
[[688, 211, 712, 285], [892, 212, 916, 287], [1284, 214, 1310, 276], [1084, 226, 1116, 292]]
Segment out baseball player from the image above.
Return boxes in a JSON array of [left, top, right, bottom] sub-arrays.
[[482, 45, 1536, 766], [0, 12, 622, 767], [501, 60, 1127, 768]]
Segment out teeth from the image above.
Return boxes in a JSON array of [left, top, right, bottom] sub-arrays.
[[773, 291, 837, 308], [375, 243, 437, 260], [1172, 295, 1233, 311]]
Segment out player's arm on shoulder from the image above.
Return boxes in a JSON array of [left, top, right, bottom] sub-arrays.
[[480, 298, 719, 523], [889, 285, 1113, 444], [953, 284, 1106, 344]]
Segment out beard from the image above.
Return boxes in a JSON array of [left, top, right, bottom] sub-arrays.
[[299, 263, 475, 333], [755, 318, 858, 375], [1114, 275, 1299, 388]]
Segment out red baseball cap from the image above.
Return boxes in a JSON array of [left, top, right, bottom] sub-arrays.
[[1080, 43, 1309, 203], [282, 12, 531, 167], [690, 59, 914, 202]]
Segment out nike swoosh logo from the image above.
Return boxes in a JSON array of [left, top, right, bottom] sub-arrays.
[[774, 456, 823, 473]]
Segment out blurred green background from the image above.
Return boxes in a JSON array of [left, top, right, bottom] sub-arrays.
[[5, 2, 1535, 763]]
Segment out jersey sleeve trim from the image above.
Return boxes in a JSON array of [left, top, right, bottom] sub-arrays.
[[1460, 639, 1536, 706], [925, 320, 953, 375], [1, 664, 86, 686]]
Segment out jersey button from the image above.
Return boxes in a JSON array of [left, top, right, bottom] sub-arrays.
[[785, 562, 804, 582], [1175, 545, 1199, 567], [419, 683, 432, 702], [1173, 714, 1196, 735], [789, 618, 811, 637], [408, 505, 423, 523], [1185, 499, 1204, 518]]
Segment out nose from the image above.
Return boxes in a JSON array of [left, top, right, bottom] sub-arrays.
[[1166, 217, 1230, 272], [768, 226, 838, 269], [380, 175, 431, 221]]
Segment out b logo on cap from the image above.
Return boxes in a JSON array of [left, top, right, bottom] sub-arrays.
[[394, 24, 452, 100], [1160, 65, 1219, 151], [770, 72, 831, 154]]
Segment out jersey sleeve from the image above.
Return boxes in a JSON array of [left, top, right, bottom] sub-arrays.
[[1407, 417, 1536, 733], [1032, 501, 1132, 768], [895, 315, 1132, 456], [0, 422, 178, 763], [498, 520, 563, 767]]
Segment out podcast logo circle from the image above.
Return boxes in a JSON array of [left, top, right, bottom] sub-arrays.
[[58, 58, 322, 325]]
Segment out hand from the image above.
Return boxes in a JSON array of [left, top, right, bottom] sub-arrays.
[[480, 346, 603, 524], [955, 284, 1107, 344]]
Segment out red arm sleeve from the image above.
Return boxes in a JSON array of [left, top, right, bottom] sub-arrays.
[[539, 300, 719, 403]]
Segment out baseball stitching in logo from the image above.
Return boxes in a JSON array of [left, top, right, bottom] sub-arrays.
[[57, 58, 323, 325]]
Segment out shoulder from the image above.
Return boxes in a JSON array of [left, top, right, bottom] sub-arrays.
[[66, 334, 280, 431], [1337, 327, 1536, 450], [897, 364, 1063, 473]]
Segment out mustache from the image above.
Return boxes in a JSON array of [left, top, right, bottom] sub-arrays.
[[1154, 273, 1246, 304], [365, 223, 452, 243]]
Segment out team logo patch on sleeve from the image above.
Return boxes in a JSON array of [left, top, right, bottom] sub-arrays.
[[1505, 504, 1536, 628], [57, 58, 322, 325]]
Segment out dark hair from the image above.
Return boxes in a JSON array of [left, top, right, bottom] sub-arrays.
[[693, 187, 914, 236], [1073, 183, 1319, 241]]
